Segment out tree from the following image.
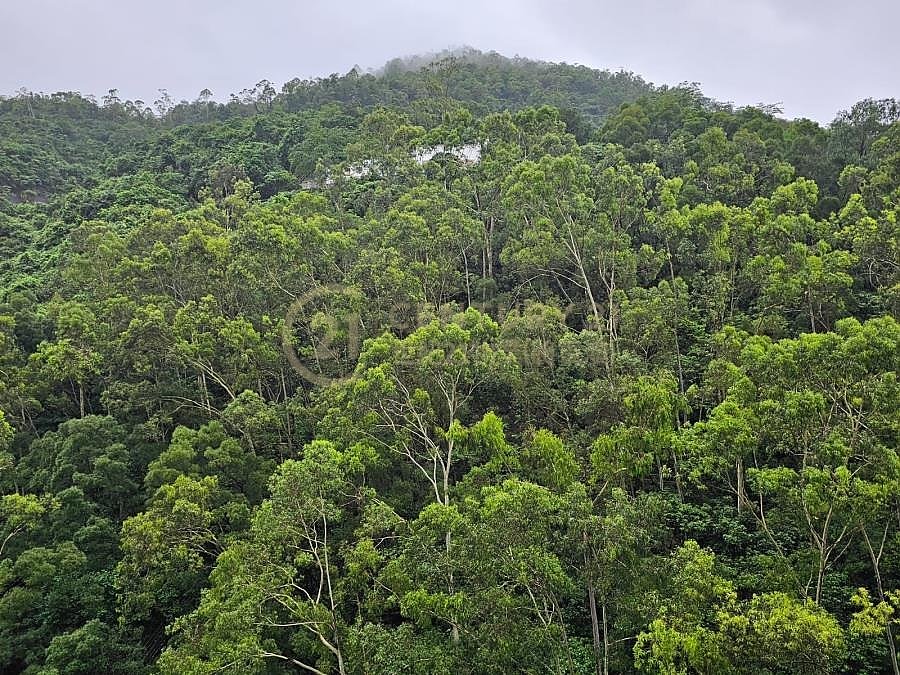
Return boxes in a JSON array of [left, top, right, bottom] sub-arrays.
[[158, 440, 373, 675], [748, 241, 855, 335], [830, 99, 900, 162], [635, 541, 846, 674], [19, 416, 138, 520], [29, 302, 103, 418], [345, 309, 517, 507], [116, 475, 240, 655], [580, 489, 661, 675], [0, 493, 49, 559], [43, 619, 145, 675], [634, 540, 737, 674], [501, 153, 604, 329]]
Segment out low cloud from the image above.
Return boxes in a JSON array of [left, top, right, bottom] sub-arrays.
[[1, 0, 897, 122]]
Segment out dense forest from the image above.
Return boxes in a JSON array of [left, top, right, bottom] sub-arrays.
[[0, 49, 898, 674]]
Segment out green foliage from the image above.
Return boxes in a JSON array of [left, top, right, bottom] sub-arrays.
[[0, 50, 898, 675]]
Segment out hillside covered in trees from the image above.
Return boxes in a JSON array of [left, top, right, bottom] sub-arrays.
[[0, 50, 899, 674]]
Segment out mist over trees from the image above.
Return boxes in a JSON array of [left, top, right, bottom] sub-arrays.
[[0, 49, 899, 674]]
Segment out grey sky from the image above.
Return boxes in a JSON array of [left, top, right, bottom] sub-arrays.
[[1, 0, 897, 123]]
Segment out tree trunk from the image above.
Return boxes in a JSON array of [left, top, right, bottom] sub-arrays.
[[672, 449, 684, 501], [602, 598, 610, 675], [887, 620, 899, 675], [200, 371, 210, 411], [588, 582, 603, 675], [78, 383, 85, 418], [280, 368, 291, 457], [335, 644, 346, 675], [815, 544, 826, 605], [728, 259, 737, 323], [488, 216, 494, 279], [462, 245, 472, 307], [607, 264, 617, 359], [446, 519, 459, 645], [580, 264, 601, 329], [862, 527, 900, 675], [565, 224, 601, 330], [808, 289, 817, 333]]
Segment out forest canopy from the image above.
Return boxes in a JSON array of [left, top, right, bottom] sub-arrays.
[[0, 49, 899, 674]]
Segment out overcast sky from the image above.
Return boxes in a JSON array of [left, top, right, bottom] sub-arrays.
[[2, 0, 897, 123]]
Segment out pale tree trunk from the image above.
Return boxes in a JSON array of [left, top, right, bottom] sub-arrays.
[[601, 598, 610, 675], [576, 254, 601, 328], [806, 499, 849, 606], [815, 542, 827, 604], [588, 583, 603, 675], [672, 449, 684, 502], [728, 259, 737, 324], [445, 427, 460, 644], [560, 617, 577, 675], [558, 217, 601, 330], [78, 382, 86, 418], [488, 215, 494, 279], [807, 288, 817, 333], [443, 433, 454, 508], [861, 526, 900, 675], [606, 262, 616, 356], [280, 368, 292, 457], [446, 495, 459, 646], [461, 245, 472, 307], [584, 531, 604, 675], [321, 518, 347, 675], [200, 371, 210, 411], [0, 527, 24, 559]]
